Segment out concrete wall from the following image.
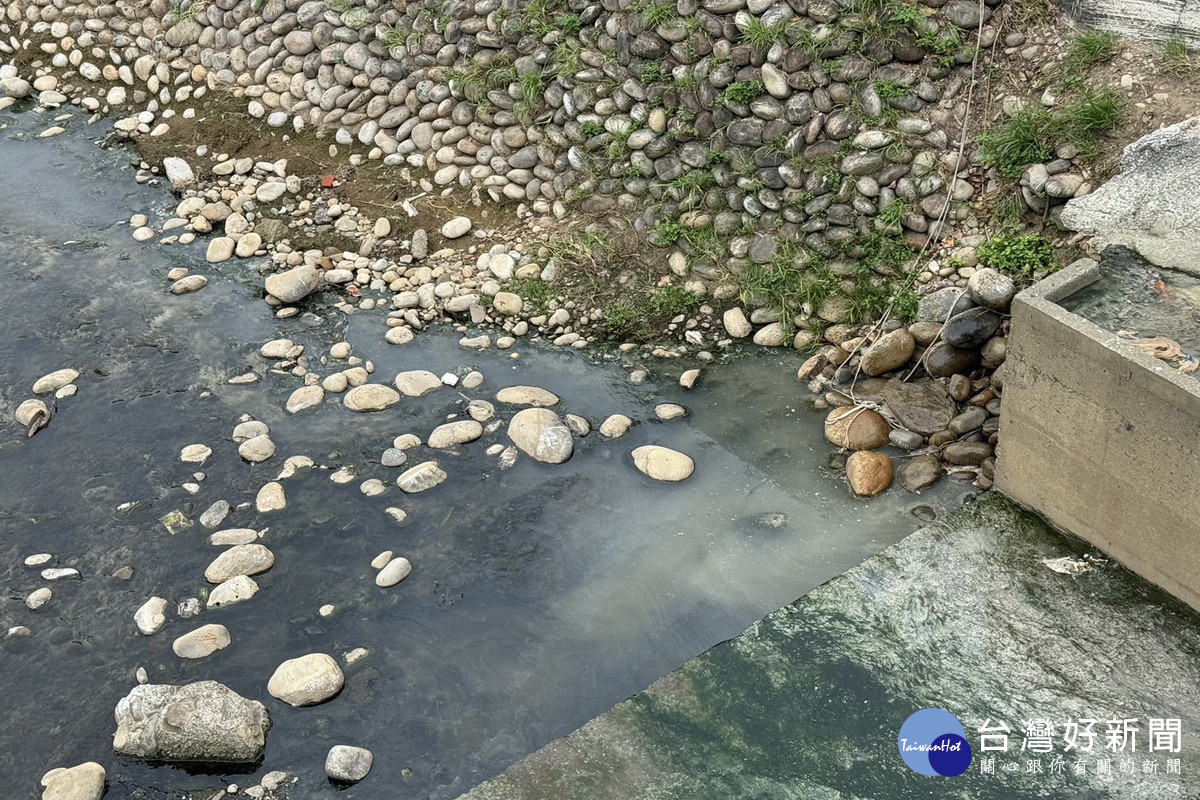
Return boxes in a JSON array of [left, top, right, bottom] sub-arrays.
[[996, 259, 1200, 612]]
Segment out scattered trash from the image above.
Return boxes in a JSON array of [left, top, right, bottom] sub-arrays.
[[1181, 355, 1198, 375], [1041, 556, 1092, 575], [1127, 336, 1184, 360], [498, 445, 518, 471], [159, 510, 193, 535]]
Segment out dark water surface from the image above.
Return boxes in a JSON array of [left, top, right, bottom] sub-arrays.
[[0, 109, 972, 797]]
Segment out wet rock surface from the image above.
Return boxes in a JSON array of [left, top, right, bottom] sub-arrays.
[[113, 682, 270, 763]]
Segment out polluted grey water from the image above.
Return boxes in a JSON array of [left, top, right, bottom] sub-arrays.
[[462, 493, 1200, 800], [1061, 246, 1200, 363], [0, 110, 977, 796]]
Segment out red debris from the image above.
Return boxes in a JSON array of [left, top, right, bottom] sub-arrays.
[[321, 175, 335, 188]]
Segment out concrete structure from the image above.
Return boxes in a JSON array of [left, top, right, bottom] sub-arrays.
[[996, 259, 1200, 612]]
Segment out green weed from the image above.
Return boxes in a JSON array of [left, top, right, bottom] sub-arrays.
[[742, 17, 787, 49], [978, 88, 1123, 177], [1064, 30, 1120, 72], [977, 232, 1057, 276], [719, 80, 764, 107], [1161, 37, 1193, 76]]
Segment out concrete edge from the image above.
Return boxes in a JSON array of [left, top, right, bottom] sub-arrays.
[[1013, 260, 1200, 402]]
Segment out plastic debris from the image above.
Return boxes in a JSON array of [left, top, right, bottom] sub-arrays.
[[1041, 556, 1092, 576], [1127, 337, 1184, 360], [160, 510, 193, 535]]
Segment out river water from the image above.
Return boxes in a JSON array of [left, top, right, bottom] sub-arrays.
[[0, 107, 972, 796]]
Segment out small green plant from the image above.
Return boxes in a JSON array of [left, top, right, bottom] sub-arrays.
[[636, 0, 677, 28], [977, 232, 1057, 276], [579, 120, 606, 138], [877, 199, 909, 231], [1161, 36, 1193, 76], [661, 171, 716, 206], [742, 17, 787, 48], [640, 61, 663, 84], [325, 0, 353, 12], [1064, 30, 1120, 72], [509, 277, 555, 313], [647, 285, 703, 316], [874, 80, 909, 98], [653, 217, 686, 245], [602, 300, 642, 336], [514, 0, 577, 38], [169, 0, 208, 22], [379, 25, 406, 49], [342, 7, 370, 28], [846, 283, 892, 323], [978, 106, 1057, 176], [552, 38, 582, 76], [889, 282, 920, 321], [1010, 0, 1055, 22], [719, 80, 764, 107]]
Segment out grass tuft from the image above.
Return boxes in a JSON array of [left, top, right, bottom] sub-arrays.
[[1161, 37, 1193, 76], [1064, 30, 1120, 72], [978, 88, 1124, 177]]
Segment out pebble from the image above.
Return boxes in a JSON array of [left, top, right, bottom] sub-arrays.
[[180, 444, 212, 464], [370, 551, 394, 570], [134, 597, 168, 635], [172, 623, 232, 659], [232, 421, 269, 442], [326, 745, 374, 784], [171, 275, 208, 294], [205, 544, 275, 583], [330, 466, 358, 484], [385, 508, 409, 524], [380, 448, 408, 467], [32, 368, 79, 394], [495, 385, 560, 407], [41, 568, 80, 581], [428, 420, 483, 449], [396, 461, 448, 493], [846, 451, 894, 497], [343, 384, 401, 411], [238, 434, 277, 463], [600, 414, 633, 439], [394, 369, 443, 397], [199, 500, 231, 529], [654, 403, 687, 420], [376, 556, 413, 587], [25, 587, 52, 610], [207, 575, 260, 608], [441, 216, 472, 238], [631, 445, 695, 482], [679, 369, 701, 388], [256, 482, 287, 512], [40, 762, 106, 800], [286, 386, 325, 413], [267, 653, 345, 706], [208, 527, 258, 546], [360, 478, 387, 497], [24, 553, 53, 567]]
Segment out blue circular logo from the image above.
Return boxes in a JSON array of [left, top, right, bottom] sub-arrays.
[[898, 708, 973, 776]]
